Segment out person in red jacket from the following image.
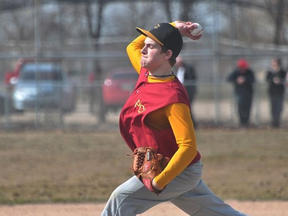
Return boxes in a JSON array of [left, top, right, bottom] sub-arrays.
[[227, 59, 255, 127], [101, 21, 249, 216]]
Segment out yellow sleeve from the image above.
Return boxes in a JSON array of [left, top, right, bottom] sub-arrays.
[[153, 103, 198, 188], [126, 34, 146, 74]]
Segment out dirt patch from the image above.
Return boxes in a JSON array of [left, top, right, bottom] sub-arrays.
[[0, 200, 287, 216]]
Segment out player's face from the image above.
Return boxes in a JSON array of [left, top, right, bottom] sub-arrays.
[[140, 37, 166, 71]]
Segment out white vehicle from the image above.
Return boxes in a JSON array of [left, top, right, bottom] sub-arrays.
[[12, 62, 76, 113]]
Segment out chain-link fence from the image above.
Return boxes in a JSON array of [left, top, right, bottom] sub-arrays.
[[1, 80, 287, 130]]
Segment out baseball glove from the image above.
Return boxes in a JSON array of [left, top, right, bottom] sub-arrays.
[[131, 147, 170, 194]]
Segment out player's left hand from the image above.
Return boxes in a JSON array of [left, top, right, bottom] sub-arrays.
[[152, 179, 164, 191]]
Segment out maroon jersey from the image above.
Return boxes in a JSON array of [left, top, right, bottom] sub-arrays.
[[119, 68, 200, 162]]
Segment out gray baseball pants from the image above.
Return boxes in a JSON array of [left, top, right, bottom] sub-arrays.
[[101, 161, 249, 216]]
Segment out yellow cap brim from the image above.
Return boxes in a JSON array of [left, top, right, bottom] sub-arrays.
[[136, 27, 164, 46]]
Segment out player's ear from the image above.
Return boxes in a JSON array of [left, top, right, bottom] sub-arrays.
[[164, 50, 173, 60]]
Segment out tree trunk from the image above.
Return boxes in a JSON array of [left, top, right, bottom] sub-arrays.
[[85, 0, 106, 123], [273, 0, 285, 45]]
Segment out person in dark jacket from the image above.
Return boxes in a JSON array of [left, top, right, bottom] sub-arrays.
[[266, 58, 287, 128], [227, 59, 255, 127]]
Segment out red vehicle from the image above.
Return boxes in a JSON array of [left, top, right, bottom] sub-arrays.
[[102, 68, 138, 111]]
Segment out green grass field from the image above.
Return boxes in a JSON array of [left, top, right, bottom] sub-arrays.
[[0, 129, 287, 204]]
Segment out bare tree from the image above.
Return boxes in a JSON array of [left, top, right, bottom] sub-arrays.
[[85, 0, 106, 122], [163, 1, 172, 21], [0, 9, 37, 56], [265, 0, 286, 45], [221, 0, 288, 45], [179, 0, 197, 21], [162, 0, 200, 23]]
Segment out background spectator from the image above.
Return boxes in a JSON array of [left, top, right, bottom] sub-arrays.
[[266, 58, 287, 128], [227, 59, 255, 127], [175, 56, 198, 127]]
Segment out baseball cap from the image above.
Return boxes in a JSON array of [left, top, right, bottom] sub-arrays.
[[237, 59, 249, 69], [136, 23, 183, 58]]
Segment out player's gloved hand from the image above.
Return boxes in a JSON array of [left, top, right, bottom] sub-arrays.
[[130, 147, 170, 195]]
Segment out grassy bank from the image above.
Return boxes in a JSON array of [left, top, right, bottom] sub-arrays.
[[0, 129, 287, 204]]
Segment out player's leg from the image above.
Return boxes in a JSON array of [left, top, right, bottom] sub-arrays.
[[101, 176, 171, 216], [101, 160, 203, 216], [171, 179, 249, 216], [101, 176, 145, 216]]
